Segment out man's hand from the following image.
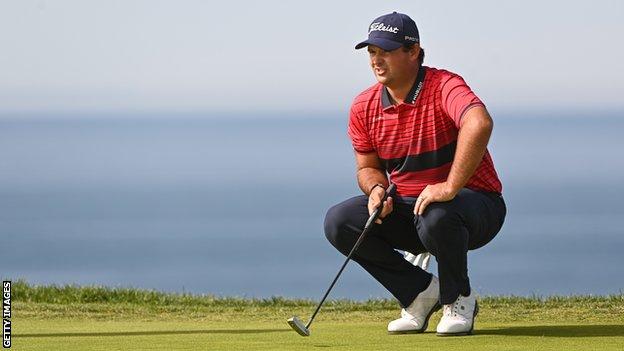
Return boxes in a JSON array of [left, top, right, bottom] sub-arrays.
[[368, 186, 393, 224], [413, 182, 458, 216]]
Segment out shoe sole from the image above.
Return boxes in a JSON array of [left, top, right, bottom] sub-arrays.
[[387, 302, 442, 335], [436, 300, 479, 337]]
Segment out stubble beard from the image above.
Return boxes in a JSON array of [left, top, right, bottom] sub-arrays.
[[373, 70, 392, 86]]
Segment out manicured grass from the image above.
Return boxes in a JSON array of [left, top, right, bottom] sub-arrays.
[[10, 281, 624, 350]]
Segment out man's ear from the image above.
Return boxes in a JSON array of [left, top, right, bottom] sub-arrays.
[[411, 45, 421, 61]]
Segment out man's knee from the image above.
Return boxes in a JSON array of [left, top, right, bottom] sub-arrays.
[[323, 200, 360, 254], [323, 204, 342, 245], [415, 202, 462, 243], [324, 203, 349, 250]]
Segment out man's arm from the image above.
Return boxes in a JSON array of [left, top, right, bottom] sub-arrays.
[[355, 151, 393, 223], [414, 106, 493, 215], [355, 151, 388, 195], [447, 105, 493, 192]]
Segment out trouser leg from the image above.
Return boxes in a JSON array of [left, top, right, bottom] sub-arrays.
[[324, 195, 431, 308], [415, 188, 506, 304]]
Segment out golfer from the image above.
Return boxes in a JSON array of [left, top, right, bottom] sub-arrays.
[[324, 11, 506, 336]]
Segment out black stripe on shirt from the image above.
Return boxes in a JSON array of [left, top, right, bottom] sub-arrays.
[[380, 141, 457, 172]]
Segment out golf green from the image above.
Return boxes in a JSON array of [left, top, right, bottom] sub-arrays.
[[15, 318, 624, 350], [10, 282, 624, 350]]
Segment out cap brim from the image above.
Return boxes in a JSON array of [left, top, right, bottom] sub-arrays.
[[355, 38, 403, 51]]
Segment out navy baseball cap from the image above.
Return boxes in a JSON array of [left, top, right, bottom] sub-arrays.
[[355, 12, 420, 51]]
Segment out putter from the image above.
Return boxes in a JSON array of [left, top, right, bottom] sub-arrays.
[[288, 183, 396, 336]]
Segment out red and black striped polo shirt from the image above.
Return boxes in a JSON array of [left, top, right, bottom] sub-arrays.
[[348, 66, 503, 197]]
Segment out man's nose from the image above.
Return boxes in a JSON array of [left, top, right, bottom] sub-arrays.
[[371, 55, 383, 66]]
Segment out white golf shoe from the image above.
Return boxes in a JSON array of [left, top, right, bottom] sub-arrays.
[[388, 275, 441, 334], [436, 290, 479, 336]]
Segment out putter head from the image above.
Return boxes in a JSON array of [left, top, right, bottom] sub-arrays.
[[287, 316, 310, 336]]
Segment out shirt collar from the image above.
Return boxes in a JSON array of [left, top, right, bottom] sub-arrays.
[[381, 65, 427, 110]]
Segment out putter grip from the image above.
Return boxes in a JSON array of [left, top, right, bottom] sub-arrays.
[[366, 183, 396, 228]]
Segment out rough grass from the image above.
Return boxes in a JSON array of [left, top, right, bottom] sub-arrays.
[[10, 281, 624, 351]]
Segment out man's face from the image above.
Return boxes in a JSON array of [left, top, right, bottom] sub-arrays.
[[367, 44, 419, 87]]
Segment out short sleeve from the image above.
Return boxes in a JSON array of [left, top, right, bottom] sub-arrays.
[[347, 102, 374, 153], [441, 75, 485, 128]]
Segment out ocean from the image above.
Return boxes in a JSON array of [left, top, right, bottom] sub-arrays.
[[1, 112, 623, 300]]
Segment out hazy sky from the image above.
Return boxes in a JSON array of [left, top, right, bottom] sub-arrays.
[[1, 0, 622, 114]]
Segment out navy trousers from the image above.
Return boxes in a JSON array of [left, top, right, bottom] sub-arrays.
[[324, 188, 506, 307]]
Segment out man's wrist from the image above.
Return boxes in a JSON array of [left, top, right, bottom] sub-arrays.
[[444, 181, 462, 196], [369, 183, 386, 195]]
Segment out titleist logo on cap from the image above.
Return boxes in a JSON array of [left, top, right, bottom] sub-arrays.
[[369, 22, 399, 34]]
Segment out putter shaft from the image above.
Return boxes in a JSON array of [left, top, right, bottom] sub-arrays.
[[305, 183, 395, 329]]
